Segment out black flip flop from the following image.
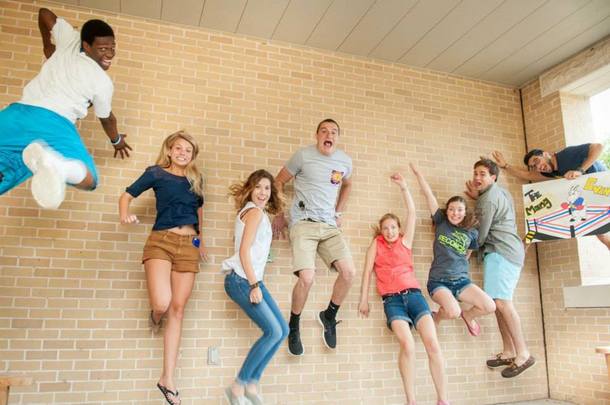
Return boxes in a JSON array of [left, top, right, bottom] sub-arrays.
[[157, 382, 180, 405]]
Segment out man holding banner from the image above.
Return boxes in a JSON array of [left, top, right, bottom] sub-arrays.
[[492, 144, 609, 249]]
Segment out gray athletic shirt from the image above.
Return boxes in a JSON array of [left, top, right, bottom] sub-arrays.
[[285, 145, 352, 227], [429, 209, 478, 281], [476, 183, 525, 267]]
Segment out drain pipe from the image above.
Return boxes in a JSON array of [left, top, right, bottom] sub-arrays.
[[519, 87, 550, 399]]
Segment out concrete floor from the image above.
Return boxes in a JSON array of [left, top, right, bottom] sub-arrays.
[[499, 400, 576, 405]]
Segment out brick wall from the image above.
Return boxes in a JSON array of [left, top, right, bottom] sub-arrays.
[[0, 1, 547, 404], [520, 80, 610, 404]]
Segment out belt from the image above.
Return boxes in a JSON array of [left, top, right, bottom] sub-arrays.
[[382, 288, 421, 300], [303, 218, 319, 223]]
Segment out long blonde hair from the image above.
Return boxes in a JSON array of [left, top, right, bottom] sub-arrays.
[[155, 130, 204, 198], [228, 170, 285, 215]]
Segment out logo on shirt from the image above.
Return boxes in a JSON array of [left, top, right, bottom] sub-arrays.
[[330, 170, 344, 185], [438, 231, 470, 255]]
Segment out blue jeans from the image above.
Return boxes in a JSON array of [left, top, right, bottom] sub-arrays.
[[224, 271, 289, 385], [427, 277, 472, 299], [382, 289, 431, 330]]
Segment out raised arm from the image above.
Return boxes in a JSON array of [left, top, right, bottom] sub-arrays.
[[271, 167, 294, 239], [492, 150, 547, 182], [409, 163, 438, 215], [38, 8, 57, 58], [358, 239, 377, 318], [239, 208, 264, 304], [390, 172, 416, 249], [99, 112, 132, 159]]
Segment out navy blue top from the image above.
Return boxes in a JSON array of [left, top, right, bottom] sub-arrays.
[[542, 143, 607, 178], [126, 165, 204, 231]]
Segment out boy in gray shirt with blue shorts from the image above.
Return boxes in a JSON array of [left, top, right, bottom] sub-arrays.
[[468, 158, 535, 378], [272, 119, 356, 356]]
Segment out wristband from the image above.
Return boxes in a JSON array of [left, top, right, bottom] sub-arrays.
[[249, 282, 260, 291], [334, 211, 343, 218], [577, 166, 585, 174], [111, 134, 122, 145]]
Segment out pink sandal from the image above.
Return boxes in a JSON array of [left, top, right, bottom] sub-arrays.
[[460, 313, 480, 336]]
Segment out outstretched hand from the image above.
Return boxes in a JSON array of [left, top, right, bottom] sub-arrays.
[[113, 134, 133, 159], [390, 172, 407, 189], [464, 180, 479, 200], [272, 215, 288, 240], [358, 300, 370, 318], [120, 214, 139, 224], [491, 150, 507, 168]]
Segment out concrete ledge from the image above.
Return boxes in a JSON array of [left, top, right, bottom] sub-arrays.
[[563, 284, 610, 308]]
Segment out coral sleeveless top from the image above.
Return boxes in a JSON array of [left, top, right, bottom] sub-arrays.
[[373, 235, 420, 296]]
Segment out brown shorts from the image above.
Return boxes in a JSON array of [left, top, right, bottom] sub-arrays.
[[142, 230, 200, 273]]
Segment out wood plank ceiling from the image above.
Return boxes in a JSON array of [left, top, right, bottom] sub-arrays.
[[55, 0, 610, 87]]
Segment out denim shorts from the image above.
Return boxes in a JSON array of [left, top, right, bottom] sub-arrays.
[[382, 289, 431, 330], [427, 277, 472, 299], [483, 252, 521, 300]]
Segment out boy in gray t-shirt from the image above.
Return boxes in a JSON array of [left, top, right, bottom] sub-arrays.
[[272, 119, 356, 356], [467, 158, 535, 378]]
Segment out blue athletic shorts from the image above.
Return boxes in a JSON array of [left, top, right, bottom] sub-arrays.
[[382, 289, 431, 330], [0, 103, 98, 195], [483, 252, 521, 300]]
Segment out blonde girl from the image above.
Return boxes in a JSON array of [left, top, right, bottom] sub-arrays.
[[119, 130, 207, 405]]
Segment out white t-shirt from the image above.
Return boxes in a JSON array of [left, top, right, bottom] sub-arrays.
[[221, 202, 272, 282], [20, 18, 113, 123]]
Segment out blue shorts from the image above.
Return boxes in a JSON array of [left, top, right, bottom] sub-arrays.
[[382, 289, 431, 330], [483, 252, 521, 300], [427, 277, 472, 299], [0, 103, 98, 195]]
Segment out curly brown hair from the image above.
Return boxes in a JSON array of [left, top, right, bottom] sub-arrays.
[[228, 170, 285, 215], [441, 196, 478, 229]]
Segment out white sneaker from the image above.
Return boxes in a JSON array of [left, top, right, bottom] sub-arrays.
[[22, 142, 66, 209]]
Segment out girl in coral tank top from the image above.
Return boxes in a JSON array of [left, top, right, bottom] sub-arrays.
[[358, 172, 449, 405]]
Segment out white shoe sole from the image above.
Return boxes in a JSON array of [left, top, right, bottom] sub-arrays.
[[22, 142, 66, 209], [317, 312, 333, 349]]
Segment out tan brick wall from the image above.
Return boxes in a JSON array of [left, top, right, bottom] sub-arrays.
[[520, 79, 610, 404], [0, 1, 547, 404]]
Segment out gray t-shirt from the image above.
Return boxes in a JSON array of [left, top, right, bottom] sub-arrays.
[[476, 183, 525, 267], [285, 145, 352, 227], [429, 209, 478, 281]]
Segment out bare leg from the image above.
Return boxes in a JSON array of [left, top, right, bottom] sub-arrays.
[[159, 271, 196, 393], [459, 284, 496, 326], [430, 288, 461, 325], [330, 258, 356, 306], [416, 315, 448, 403], [290, 269, 315, 314], [495, 307, 515, 358], [495, 299, 529, 364], [144, 259, 172, 327], [391, 320, 417, 405]]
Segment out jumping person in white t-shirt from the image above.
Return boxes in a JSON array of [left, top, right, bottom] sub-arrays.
[[0, 8, 131, 209]]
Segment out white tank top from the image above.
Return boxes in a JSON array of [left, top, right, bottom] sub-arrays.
[[221, 202, 272, 282]]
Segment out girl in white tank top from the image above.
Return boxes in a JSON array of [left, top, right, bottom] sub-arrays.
[[222, 170, 288, 405]]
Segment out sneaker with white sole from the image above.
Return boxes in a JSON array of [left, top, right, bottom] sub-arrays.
[[22, 142, 66, 209], [318, 311, 341, 349]]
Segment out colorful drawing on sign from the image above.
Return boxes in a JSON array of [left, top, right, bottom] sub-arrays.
[[522, 172, 610, 244]]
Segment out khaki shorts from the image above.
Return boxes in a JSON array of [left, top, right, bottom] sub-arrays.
[[142, 230, 200, 273], [289, 220, 351, 273]]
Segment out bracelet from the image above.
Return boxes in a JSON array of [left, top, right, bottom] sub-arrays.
[[249, 282, 260, 291], [110, 134, 122, 145], [334, 211, 343, 218], [577, 166, 585, 174]]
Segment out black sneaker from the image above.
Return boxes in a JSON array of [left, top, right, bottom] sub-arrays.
[[288, 328, 304, 356], [318, 311, 341, 349]]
